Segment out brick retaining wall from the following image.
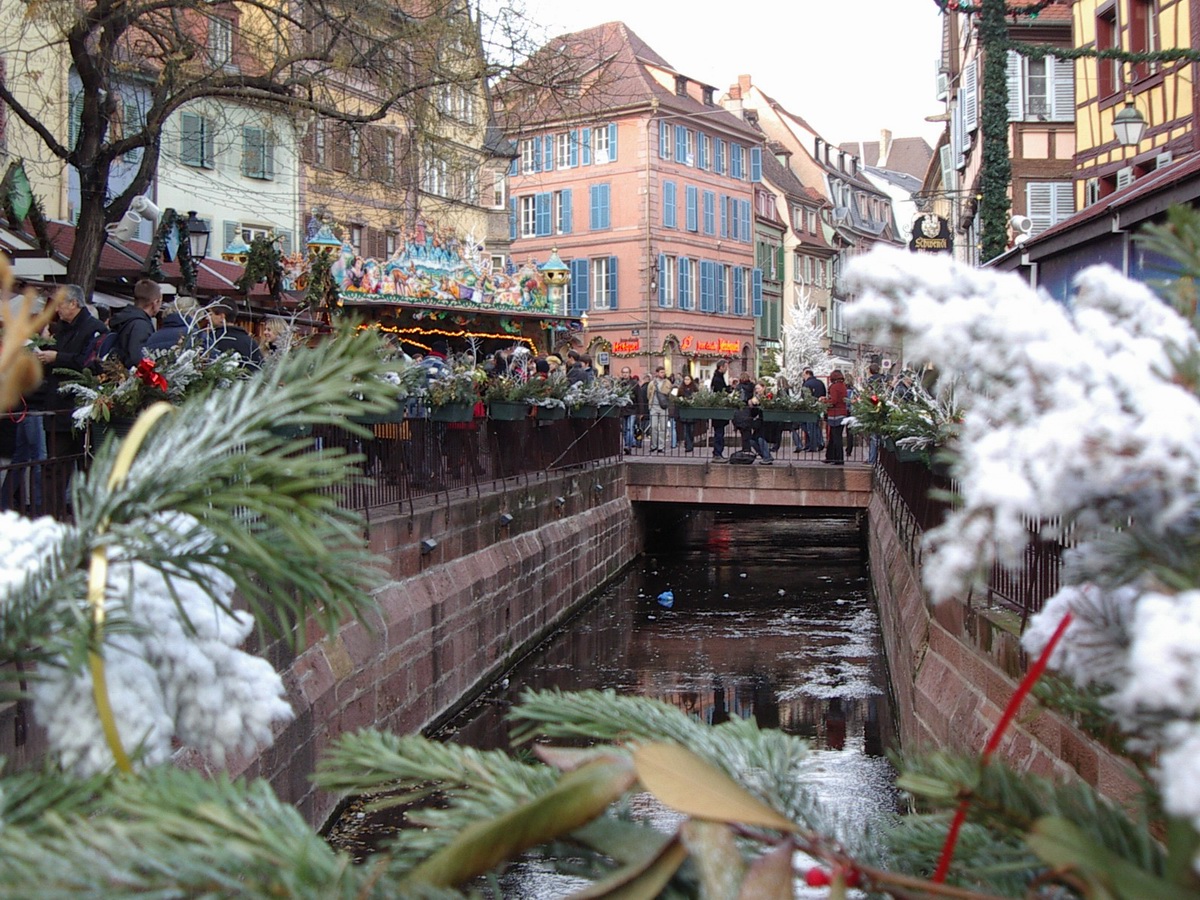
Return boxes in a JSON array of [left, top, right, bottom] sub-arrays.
[[867, 487, 1141, 806]]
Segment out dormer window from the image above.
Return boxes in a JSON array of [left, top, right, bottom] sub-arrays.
[[674, 75, 688, 97], [703, 86, 715, 106]]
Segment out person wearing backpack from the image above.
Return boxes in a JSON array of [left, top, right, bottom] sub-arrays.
[[107, 279, 162, 367]]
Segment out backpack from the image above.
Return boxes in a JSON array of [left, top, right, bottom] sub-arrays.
[[83, 331, 119, 373]]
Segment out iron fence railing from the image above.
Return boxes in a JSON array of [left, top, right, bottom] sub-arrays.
[[875, 448, 1064, 624]]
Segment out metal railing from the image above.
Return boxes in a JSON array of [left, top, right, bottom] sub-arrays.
[[875, 448, 1063, 624]]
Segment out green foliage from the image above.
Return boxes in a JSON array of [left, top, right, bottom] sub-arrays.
[[236, 234, 286, 302], [675, 387, 742, 409]]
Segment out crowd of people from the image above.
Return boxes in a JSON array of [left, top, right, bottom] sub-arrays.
[[2, 280, 274, 515], [613, 360, 917, 467]]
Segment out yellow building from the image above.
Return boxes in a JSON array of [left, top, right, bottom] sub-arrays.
[[1072, 0, 1197, 204]]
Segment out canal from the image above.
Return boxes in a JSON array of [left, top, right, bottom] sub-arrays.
[[332, 509, 902, 893]]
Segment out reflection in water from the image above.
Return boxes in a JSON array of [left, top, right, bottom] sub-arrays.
[[335, 511, 901, 896]]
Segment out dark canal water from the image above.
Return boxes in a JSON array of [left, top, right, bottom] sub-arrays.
[[332, 509, 902, 895]]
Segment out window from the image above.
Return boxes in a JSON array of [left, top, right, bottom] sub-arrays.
[[685, 185, 698, 232], [732, 266, 746, 316], [555, 132, 570, 168], [386, 231, 399, 257], [830, 298, 847, 340], [208, 16, 233, 67], [491, 172, 506, 209], [678, 257, 693, 310], [731, 143, 743, 179], [589, 183, 611, 230], [464, 168, 478, 205], [1008, 51, 1075, 121], [349, 224, 363, 256], [180, 112, 214, 169], [659, 255, 676, 308], [349, 128, 363, 177], [520, 138, 537, 174], [554, 189, 572, 234], [593, 125, 611, 163], [684, 129, 695, 167], [659, 120, 673, 161], [241, 126, 274, 180], [1026, 182, 1074, 235], [663, 180, 677, 228], [423, 156, 449, 196], [806, 208, 817, 233], [312, 120, 326, 166], [592, 257, 617, 309], [1130, 0, 1158, 81], [698, 133, 709, 170], [1096, 7, 1118, 97], [520, 196, 537, 237], [713, 138, 725, 175], [716, 264, 728, 313]]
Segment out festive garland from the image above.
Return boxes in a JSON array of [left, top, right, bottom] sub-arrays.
[[235, 234, 284, 303], [935, 0, 1056, 14], [142, 209, 198, 294], [979, 0, 1013, 262], [1006, 40, 1200, 64]]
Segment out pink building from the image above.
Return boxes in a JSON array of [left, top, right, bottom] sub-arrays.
[[499, 22, 764, 378]]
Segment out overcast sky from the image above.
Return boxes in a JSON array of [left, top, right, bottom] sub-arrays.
[[502, 0, 947, 148]]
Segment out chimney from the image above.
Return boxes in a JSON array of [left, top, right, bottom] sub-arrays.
[[879, 128, 893, 167], [724, 84, 744, 119], [738, 74, 752, 95]]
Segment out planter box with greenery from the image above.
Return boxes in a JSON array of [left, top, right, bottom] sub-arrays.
[[677, 388, 741, 421]]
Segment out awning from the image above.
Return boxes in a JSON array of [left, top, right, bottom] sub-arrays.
[[91, 291, 131, 308]]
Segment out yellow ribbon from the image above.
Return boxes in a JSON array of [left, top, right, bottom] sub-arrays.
[[87, 401, 175, 773]]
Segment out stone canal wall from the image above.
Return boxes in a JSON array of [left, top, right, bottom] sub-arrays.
[[867, 487, 1141, 807], [237, 463, 637, 827]]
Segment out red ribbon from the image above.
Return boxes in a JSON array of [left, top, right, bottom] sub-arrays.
[[135, 358, 169, 392]]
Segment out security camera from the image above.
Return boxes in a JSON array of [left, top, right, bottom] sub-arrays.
[[1010, 214, 1033, 235]]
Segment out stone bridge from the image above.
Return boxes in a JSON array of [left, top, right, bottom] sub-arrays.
[[623, 456, 873, 510]]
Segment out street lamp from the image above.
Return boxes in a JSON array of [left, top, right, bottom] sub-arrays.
[[184, 211, 211, 259], [1113, 101, 1148, 147], [538, 247, 572, 315]]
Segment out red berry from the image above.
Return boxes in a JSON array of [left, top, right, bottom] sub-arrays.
[[805, 868, 831, 887]]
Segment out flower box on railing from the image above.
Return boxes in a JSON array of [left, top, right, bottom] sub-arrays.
[[570, 405, 599, 419], [678, 406, 736, 421], [598, 404, 623, 418], [761, 409, 820, 424], [488, 400, 528, 421], [535, 404, 566, 421], [429, 402, 475, 423]]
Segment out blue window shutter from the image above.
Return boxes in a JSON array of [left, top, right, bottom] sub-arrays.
[[608, 256, 619, 309], [535, 192, 551, 236], [719, 194, 728, 238], [581, 127, 592, 165], [543, 136, 553, 171], [741, 200, 751, 242], [561, 189, 572, 234], [750, 146, 762, 182], [659, 121, 670, 159], [570, 259, 589, 314], [658, 253, 667, 307], [601, 184, 611, 228], [532, 135, 542, 172], [733, 266, 744, 315], [663, 181, 676, 228], [714, 138, 725, 175], [608, 123, 618, 162], [675, 125, 686, 162], [717, 264, 727, 313], [509, 197, 518, 241], [729, 197, 738, 241], [678, 257, 688, 310], [508, 156, 518, 176], [730, 143, 741, 179], [703, 190, 715, 235], [698, 261, 708, 312], [569, 130, 579, 167], [590, 184, 600, 230], [685, 185, 698, 232], [590, 184, 610, 230], [752, 267, 763, 318]]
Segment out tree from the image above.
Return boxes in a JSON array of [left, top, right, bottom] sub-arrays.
[[0, 0, 563, 294], [777, 289, 833, 384]]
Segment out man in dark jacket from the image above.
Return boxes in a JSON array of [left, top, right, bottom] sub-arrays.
[[800, 367, 826, 452], [144, 301, 195, 351], [710, 359, 731, 460], [33, 284, 107, 454], [204, 301, 264, 368], [108, 279, 162, 367]]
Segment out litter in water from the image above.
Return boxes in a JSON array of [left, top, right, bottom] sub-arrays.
[[657, 591, 675, 608]]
